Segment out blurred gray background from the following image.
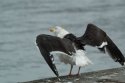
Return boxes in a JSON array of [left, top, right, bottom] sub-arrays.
[[0, 0, 125, 83]]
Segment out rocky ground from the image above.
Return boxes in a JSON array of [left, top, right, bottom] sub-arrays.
[[21, 67, 125, 83]]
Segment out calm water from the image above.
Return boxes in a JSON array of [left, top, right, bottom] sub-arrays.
[[0, 0, 125, 83]]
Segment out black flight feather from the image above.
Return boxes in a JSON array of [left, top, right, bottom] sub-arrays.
[[106, 36, 125, 65]]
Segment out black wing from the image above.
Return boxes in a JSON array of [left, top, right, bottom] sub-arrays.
[[78, 24, 125, 66], [36, 34, 75, 77]]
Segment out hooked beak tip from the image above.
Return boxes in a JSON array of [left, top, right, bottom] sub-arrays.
[[49, 28, 53, 32], [49, 27, 56, 32]]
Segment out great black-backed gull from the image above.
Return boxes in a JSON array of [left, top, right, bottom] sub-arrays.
[[36, 23, 125, 79]]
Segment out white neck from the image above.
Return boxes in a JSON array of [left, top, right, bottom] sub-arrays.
[[55, 26, 69, 38]]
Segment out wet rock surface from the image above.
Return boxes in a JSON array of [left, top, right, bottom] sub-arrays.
[[21, 67, 125, 83]]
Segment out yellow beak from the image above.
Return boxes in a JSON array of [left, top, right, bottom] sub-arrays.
[[49, 27, 56, 32]]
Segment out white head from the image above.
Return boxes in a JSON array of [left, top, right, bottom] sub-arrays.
[[49, 26, 69, 38]]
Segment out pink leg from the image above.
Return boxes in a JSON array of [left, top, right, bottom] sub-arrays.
[[68, 65, 73, 76], [76, 67, 81, 76]]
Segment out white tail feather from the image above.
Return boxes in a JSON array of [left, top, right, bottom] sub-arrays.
[[74, 50, 93, 66]]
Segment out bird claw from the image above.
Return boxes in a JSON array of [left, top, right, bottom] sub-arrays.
[[74, 73, 81, 77], [57, 77, 61, 81]]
